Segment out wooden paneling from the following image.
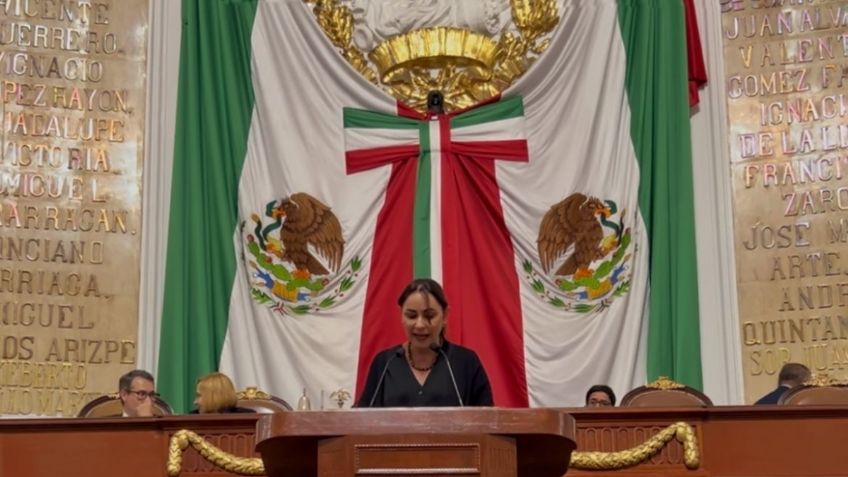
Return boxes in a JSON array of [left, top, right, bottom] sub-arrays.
[[1, 407, 846, 477]]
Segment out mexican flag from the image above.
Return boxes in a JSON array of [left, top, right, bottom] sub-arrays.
[[158, 0, 701, 411]]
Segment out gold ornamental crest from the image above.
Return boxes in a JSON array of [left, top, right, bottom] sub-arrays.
[[304, 0, 560, 113]]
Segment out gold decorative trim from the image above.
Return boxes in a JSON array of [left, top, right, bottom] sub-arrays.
[[646, 376, 686, 390], [370, 27, 498, 83], [330, 388, 352, 408], [167, 429, 264, 476], [303, 0, 559, 113], [570, 422, 700, 470], [306, 0, 377, 83], [494, 0, 559, 86], [237, 387, 272, 400], [805, 373, 848, 387], [166, 422, 699, 475]]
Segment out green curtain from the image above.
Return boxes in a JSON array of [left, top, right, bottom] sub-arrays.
[[618, 0, 703, 388], [158, 0, 258, 413]]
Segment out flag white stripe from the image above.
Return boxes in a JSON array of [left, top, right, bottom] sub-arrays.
[[428, 119, 443, 284], [451, 116, 527, 143], [345, 127, 421, 152]]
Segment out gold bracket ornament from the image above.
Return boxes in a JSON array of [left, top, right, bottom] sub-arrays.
[[646, 376, 687, 390], [236, 387, 272, 400], [329, 388, 352, 409], [805, 373, 848, 387], [570, 422, 700, 471], [167, 430, 264, 476], [303, 0, 559, 113]]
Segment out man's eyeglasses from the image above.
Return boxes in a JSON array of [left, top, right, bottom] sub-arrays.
[[126, 390, 159, 400]]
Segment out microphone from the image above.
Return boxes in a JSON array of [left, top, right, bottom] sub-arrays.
[[427, 90, 444, 114], [430, 343, 463, 407], [367, 347, 403, 407]]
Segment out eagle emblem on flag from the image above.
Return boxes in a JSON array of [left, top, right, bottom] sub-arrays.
[[524, 193, 634, 314], [243, 192, 361, 315]]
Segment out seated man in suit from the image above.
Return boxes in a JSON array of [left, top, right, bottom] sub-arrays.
[[755, 362, 811, 405], [118, 369, 157, 417]]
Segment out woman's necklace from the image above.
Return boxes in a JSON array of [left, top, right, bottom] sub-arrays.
[[406, 342, 435, 372]]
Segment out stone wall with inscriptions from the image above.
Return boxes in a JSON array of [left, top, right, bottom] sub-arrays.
[[0, 0, 148, 416], [721, 0, 848, 402]]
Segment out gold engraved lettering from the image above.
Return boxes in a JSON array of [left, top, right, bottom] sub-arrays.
[[0, 302, 96, 328], [747, 347, 792, 376], [0, 204, 131, 233], [0, 269, 102, 297], [43, 338, 134, 364], [0, 335, 34, 360], [4, 112, 124, 141]]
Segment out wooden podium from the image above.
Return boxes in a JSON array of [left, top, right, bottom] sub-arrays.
[[255, 408, 575, 477]]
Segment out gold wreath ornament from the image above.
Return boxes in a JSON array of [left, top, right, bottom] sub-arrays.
[[303, 0, 560, 113], [646, 376, 687, 390]]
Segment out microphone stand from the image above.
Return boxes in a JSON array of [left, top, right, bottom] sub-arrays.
[[367, 347, 403, 407], [431, 343, 463, 407]]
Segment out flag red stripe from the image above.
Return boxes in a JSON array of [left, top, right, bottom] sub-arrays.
[[353, 158, 418, 400], [452, 140, 529, 161], [440, 122, 530, 407], [346, 145, 420, 174], [684, 0, 707, 106]]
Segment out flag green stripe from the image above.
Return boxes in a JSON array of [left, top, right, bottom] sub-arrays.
[[413, 123, 432, 278], [158, 0, 259, 413], [342, 107, 432, 277], [618, 0, 702, 388], [451, 96, 524, 129], [344, 108, 421, 129]]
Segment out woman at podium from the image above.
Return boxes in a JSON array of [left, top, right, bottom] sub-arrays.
[[358, 279, 493, 407]]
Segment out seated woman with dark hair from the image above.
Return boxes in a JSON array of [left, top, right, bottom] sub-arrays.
[[585, 384, 616, 407], [190, 372, 254, 413]]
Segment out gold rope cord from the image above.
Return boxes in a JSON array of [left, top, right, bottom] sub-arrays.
[[570, 422, 700, 470], [166, 429, 264, 476], [166, 422, 699, 475]]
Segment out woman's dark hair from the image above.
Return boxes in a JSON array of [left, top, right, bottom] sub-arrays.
[[585, 384, 616, 406], [397, 278, 449, 311]]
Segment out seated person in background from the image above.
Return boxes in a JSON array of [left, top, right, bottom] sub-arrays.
[[358, 278, 493, 407], [585, 384, 616, 407], [119, 369, 158, 417], [191, 372, 254, 413], [755, 362, 811, 405]]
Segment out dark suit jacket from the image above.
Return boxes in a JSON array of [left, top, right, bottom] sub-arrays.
[[754, 385, 790, 405]]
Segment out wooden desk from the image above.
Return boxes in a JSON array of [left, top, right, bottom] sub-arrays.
[[0, 415, 259, 477], [0, 406, 846, 477], [568, 406, 848, 477], [256, 408, 575, 477]]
